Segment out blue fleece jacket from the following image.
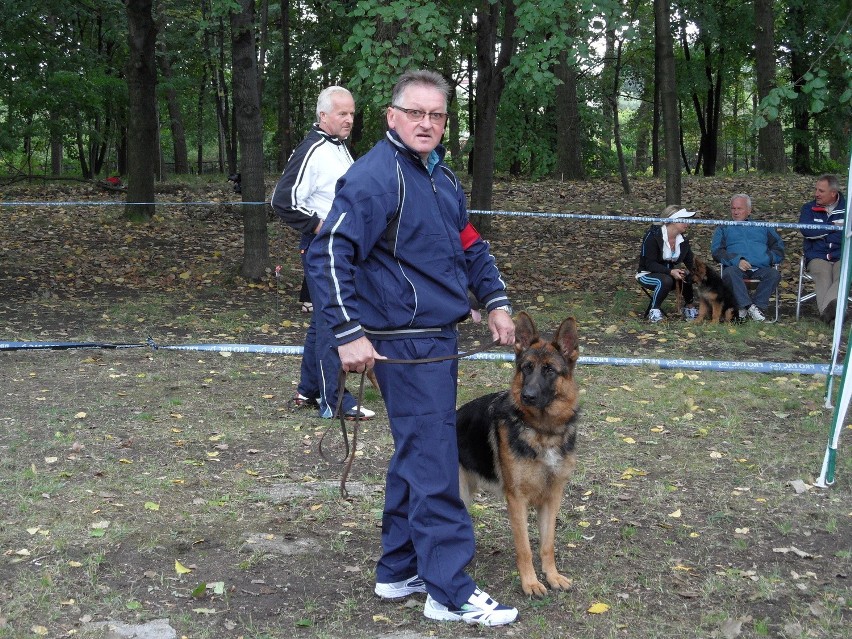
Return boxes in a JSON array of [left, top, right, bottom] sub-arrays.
[[711, 221, 785, 268]]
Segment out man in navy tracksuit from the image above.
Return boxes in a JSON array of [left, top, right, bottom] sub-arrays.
[[270, 86, 374, 420], [307, 70, 518, 626], [799, 174, 847, 323]]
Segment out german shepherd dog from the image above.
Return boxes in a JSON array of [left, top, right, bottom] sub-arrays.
[[690, 256, 737, 323], [456, 312, 579, 596]]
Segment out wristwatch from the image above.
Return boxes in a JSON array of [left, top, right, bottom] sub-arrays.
[[490, 304, 513, 315]]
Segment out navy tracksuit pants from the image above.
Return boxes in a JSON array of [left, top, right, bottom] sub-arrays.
[[298, 242, 357, 417], [372, 335, 477, 609]]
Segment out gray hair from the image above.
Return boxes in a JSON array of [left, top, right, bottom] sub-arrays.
[[391, 70, 450, 106], [316, 86, 352, 122], [818, 174, 839, 192], [731, 193, 752, 209]]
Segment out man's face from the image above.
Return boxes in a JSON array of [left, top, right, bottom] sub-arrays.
[[814, 180, 838, 207], [730, 197, 750, 221], [387, 84, 447, 160], [319, 93, 355, 139]]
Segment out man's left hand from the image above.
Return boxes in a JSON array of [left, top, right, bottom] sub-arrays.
[[488, 309, 515, 346]]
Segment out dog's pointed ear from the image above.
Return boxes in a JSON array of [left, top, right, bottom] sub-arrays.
[[514, 311, 539, 353], [554, 317, 579, 372]]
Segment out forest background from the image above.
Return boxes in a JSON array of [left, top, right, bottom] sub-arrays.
[[1, 0, 851, 280]]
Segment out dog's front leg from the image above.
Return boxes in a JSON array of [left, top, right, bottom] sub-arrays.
[[506, 493, 547, 596], [711, 301, 722, 323], [537, 495, 572, 591]]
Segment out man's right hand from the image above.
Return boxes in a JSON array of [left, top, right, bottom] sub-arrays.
[[337, 336, 385, 373], [739, 258, 752, 271]]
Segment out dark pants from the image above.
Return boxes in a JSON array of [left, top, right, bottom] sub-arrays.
[[722, 265, 780, 311], [372, 335, 477, 609], [638, 273, 693, 314], [298, 240, 356, 417]]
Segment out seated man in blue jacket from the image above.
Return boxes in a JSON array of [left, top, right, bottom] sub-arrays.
[[711, 194, 785, 322], [799, 174, 847, 323]]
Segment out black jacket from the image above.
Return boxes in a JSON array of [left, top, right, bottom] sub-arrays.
[[637, 225, 695, 275]]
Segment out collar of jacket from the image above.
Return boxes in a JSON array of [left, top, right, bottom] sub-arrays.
[[312, 123, 347, 146], [385, 130, 446, 165], [811, 191, 846, 213]]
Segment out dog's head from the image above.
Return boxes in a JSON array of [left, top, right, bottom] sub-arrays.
[[690, 256, 708, 285], [510, 312, 579, 422]]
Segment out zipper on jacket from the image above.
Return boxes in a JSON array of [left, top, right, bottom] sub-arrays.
[[430, 177, 437, 193]]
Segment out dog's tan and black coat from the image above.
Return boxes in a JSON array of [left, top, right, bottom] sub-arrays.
[[690, 256, 738, 323], [456, 312, 579, 596]]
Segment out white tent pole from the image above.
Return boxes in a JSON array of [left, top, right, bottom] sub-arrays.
[[815, 151, 852, 487]]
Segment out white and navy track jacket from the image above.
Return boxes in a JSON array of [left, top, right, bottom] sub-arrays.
[[800, 191, 846, 264], [306, 130, 510, 346], [270, 125, 354, 238]]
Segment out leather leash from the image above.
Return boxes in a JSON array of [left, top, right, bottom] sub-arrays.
[[318, 339, 502, 497]]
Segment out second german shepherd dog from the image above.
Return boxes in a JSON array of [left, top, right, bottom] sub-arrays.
[[690, 256, 737, 323], [456, 312, 579, 596]]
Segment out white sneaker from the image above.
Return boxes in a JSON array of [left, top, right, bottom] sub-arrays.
[[747, 304, 765, 322], [424, 589, 518, 626], [375, 574, 427, 599], [682, 306, 698, 321], [648, 308, 664, 323], [738, 308, 748, 320]]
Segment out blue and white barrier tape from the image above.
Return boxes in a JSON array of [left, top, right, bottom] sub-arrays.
[[0, 339, 838, 376], [0, 201, 838, 232]]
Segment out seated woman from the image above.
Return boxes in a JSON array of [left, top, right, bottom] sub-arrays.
[[636, 206, 698, 322]]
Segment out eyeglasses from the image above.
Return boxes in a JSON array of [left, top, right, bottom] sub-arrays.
[[391, 105, 449, 124]]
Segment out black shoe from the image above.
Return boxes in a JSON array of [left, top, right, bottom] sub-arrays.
[[821, 300, 837, 325], [291, 393, 319, 408], [340, 406, 375, 420]]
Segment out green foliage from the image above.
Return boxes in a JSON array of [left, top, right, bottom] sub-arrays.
[[494, 82, 557, 178], [342, 0, 457, 108]]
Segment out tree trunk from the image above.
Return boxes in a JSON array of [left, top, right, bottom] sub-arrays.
[[197, 67, 207, 174], [212, 15, 236, 175], [50, 135, 63, 176], [76, 124, 91, 179], [600, 29, 616, 152], [610, 38, 630, 195], [655, 0, 681, 204], [652, 54, 660, 176], [634, 84, 652, 172], [679, 99, 692, 175], [470, 0, 516, 233], [554, 51, 585, 181], [754, 0, 785, 172], [702, 39, 723, 177], [788, 4, 810, 174], [443, 63, 461, 168], [157, 44, 189, 175], [276, 0, 292, 170], [124, 0, 157, 219], [231, 0, 270, 281], [257, 0, 269, 102], [116, 126, 128, 175]]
